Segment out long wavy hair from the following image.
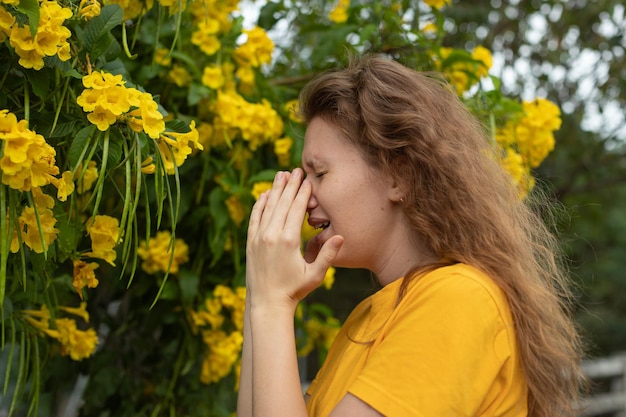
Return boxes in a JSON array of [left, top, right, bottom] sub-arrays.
[[299, 54, 586, 417]]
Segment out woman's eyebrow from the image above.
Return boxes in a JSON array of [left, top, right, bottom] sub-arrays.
[[302, 158, 320, 170]]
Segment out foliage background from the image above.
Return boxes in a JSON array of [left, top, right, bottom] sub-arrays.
[[0, 0, 623, 415]]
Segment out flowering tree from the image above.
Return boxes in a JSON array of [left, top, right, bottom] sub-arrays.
[[0, 0, 562, 415]]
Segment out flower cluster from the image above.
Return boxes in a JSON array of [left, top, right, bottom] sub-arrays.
[[108, 0, 153, 20], [23, 303, 98, 361], [436, 46, 493, 94], [156, 122, 203, 174], [1, 0, 72, 70], [85, 215, 120, 266], [73, 259, 99, 299], [295, 301, 341, 358], [329, 0, 350, 23], [0, 110, 74, 195], [78, 0, 101, 20], [211, 90, 284, 151], [9, 189, 58, 253], [233, 27, 274, 69], [77, 71, 166, 137], [496, 98, 562, 197], [0, 109, 76, 254], [424, 0, 452, 9], [137, 230, 189, 274], [189, 0, 238, 57], [189, 285, 246, 385]]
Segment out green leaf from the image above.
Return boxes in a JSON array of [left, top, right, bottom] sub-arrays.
[[106, 130, 124, 168], [178, 270, 199, 306], [248, 169, 278, 183], [83, 4, 123, 51], [187, 83, 210, 106], [24, 68, 50, 100], [17, 0, 39, 38], [158, 280, 179, 300], [69, 126, 96, 168], [55, 217, 81, 262], [258, 1, 284, 30], [89, 33, 114, 62]]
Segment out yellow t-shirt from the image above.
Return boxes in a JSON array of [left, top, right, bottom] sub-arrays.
[[305, 263, 527, 417]]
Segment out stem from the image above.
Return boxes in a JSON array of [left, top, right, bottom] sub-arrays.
[[49, 76, 71, 137], [91, 130, 110, 218], [0, 181, 6, 310], [24, 82, 30, 122]]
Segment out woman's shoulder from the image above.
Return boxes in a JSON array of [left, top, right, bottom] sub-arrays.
[[403, 263, 513, 320]]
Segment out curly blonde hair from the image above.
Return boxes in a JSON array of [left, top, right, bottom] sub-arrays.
[[299, 54, 586, 417]]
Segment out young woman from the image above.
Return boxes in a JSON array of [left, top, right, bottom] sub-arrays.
[[237, 55, 586, 417]]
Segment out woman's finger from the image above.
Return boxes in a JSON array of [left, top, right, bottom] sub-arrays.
[[261, 169, 305, 231], [284, 177, 311, 235], [247, 191, 269, 241], [257, 171, 288, 230]]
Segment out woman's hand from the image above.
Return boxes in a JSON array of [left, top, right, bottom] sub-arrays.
[[246, 168, 344, 311]]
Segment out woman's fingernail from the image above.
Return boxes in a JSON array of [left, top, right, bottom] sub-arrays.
[[275, 171, 283, 182]]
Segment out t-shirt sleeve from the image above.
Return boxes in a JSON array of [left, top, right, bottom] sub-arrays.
[[347, 271, 515, 417]]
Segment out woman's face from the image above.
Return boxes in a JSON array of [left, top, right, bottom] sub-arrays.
[[302, 118, 411, 275]]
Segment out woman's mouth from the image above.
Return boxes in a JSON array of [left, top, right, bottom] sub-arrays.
[[315, 222, 330, 230]]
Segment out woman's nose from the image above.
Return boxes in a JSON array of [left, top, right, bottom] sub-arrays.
[[307, 189, 318, 210]]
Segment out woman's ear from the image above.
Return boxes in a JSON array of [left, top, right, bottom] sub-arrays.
[[387, 176, 406, 203]]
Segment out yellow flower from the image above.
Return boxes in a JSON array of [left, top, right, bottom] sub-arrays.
[[154, 47, 171, 66], [274, 137, 293, 167], [496, 98, 561, 170], [23, 304, 51, 331], [421, 22, 438, 33], [202, 65, 225, 90], [78, 0, 101, 20], [140, 157, 156, 174], [200, 330, 243, 384], [0, 112, 60, 191], [225, 195, 245, 226], [50, 170, 75, 201], [233, 27, 274, 68], [82, 70, 125, 89], [157, 121, 202, 174], [471, 45, 493, 78], [7, 1, 72, 70], [72, 260, 100, 298], [213, 91, 284, 150], [191, 19, 222, 56], [31, 187, 55, 209], [167, 64, 192, 87], [235, 65, 255, 89], [107, 0, 154, 20], [251, 181, 272, 200], [284, 99, 304, 123], [423, 0, 451, 9], [137, 230, 189, 274], [18, 204, 59, 253], [75, 160, 98, 194], [523, 98, 562, 131], [322, 266, 335, 290], [0, 5, 15, 41], [86, 215, 120, 266], [59, 302, 90, 323], [434, 46, 493, 94], [329, 0, 349, 23], [44, 318, 98, 361], [125, 90, 166, 139]]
